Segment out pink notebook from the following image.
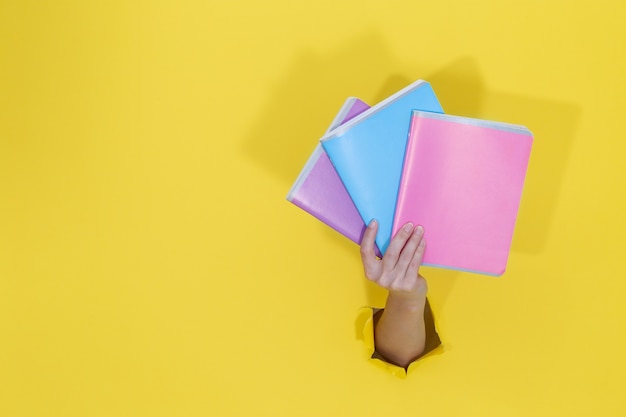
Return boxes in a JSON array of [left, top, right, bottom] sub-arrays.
[[393, 111, 533, 276]]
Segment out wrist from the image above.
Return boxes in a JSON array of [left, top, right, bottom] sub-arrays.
[[388, 275, 427, 299], [386, 288, 427, 312]]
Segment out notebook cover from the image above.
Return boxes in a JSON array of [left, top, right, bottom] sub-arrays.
[[287, 97, 374, 249], [393, 111, 533, 276], [321, 80, 444, 254]]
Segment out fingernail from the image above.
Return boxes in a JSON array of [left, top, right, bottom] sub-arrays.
[[416, 225, 424, 235], [369, 219, 377, 228], [403, 222, 413, 232]]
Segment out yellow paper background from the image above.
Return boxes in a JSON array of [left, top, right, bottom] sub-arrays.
[[1, 1, 625, 416]]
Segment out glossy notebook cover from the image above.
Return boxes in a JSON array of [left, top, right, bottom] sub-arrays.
[[321, 80, 444, 254], [287, 97, 374, 249], [393, 111, 533, 276]]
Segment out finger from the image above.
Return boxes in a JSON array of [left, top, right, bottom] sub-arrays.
[[360, 220, 381, 280], [382, 222, 414, 271], [406, 233, 426, 280], [394, 225, 424, 275]]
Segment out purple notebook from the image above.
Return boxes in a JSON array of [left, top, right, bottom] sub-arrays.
[[287, 97, 376, 251]]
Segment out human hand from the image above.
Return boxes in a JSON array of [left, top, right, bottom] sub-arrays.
[[360, 220, 427, 296]]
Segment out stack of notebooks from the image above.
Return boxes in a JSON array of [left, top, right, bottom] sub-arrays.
[[287, 80, 533, 276]]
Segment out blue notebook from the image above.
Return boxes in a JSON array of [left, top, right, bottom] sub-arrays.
[[321, 80, 444, 254]]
